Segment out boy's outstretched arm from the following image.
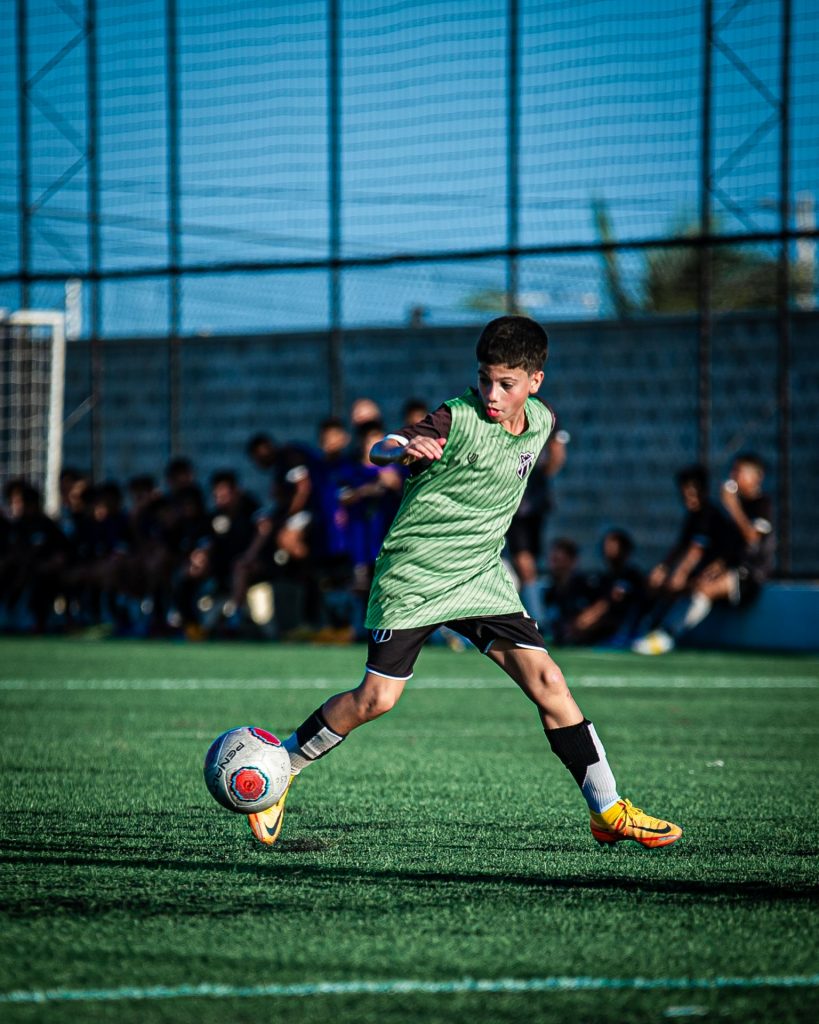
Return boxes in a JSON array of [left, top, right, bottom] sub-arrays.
[[370, 435, 446, 466]]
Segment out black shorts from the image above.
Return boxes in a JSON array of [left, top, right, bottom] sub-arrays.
[[366, 612, 547, 680], [732, 565, 763, 607], [506, 513, 544, 558]]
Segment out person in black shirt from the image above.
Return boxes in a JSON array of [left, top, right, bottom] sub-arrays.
[[633, 457, 771, 654], [570, 529, 645, 646], [0, 479, 70, 631], [542, 537, 595, 644], [632, 464, 737, 653], [506, 429, 567, 624], [246, 432, 313, 528]]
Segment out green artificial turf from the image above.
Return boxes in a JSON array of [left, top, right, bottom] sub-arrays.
[[1, 638, 818, 1023]]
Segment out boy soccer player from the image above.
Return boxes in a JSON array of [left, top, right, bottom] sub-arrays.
[[249, 316, 681, 849]]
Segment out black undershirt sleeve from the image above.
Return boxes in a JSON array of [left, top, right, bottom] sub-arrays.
[[386, 404, 452, 475], [388, 403, 452, 444]]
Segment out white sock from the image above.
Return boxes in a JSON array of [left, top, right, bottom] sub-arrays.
[[581, 724, 620, 813], [283, 706, 346, 775], [682, 592, 712, 632]]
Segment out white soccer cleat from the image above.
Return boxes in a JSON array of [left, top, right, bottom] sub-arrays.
[[631, 629, 675, 656]]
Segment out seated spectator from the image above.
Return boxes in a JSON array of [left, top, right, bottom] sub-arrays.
[[118, 475, 175, 633], [401, 397, 429, 428], [167, 484, 213, 637], [633, 453, 774, 654], [339, 420, 405, 634], [0, 479, 70, 631], [246, 433, 313, 523], [57, 469, 91, 547], [172, 470, 259, 637], [57, 467, 89, 538], [311, 416, 357, 574], [570, 529, 645, 646], [542, 537, 594, 644], [507, 429, 567, 624], [349, 396, 383, 429], [61, 481, 134, 630], [208, 469, 259, 594], [633, 463, 734, 647], [164, 456, 197, 497]]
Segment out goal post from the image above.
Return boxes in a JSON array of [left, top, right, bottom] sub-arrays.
[[0, 310, 66, 517]]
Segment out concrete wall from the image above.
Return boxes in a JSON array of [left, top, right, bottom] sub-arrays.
[[61, 313, 819, 575]]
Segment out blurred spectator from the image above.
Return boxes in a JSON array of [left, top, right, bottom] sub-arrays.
[[58, 467, 90, 545], [0, 479, 70, 631], [312, 416, 356, 567], [340, 420, 405, 633], [60, 481, 134, 630], [119, 474, 174, 633], [632, 463, 739, 654], [167, 483, 213, 635], [207, 469, 259, 595], [245, 432, 312, 521], [350, 397, 383, 428], [542, 537, 594, 644], [172, 470, 259, 637], [58, 467, 88, 537], [570, 529, 645, 646], [633, 453, 774, 654], [402, 397, 429, 428], [507, 428, 567, 623], [164, 456, 197, 497], [307, 417, 359, 637]]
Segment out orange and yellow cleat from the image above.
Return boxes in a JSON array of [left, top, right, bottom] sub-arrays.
[[590, 798, 682, 848], [247, 775, 294, 846]]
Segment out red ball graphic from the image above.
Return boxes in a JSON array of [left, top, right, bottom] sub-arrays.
[[230, 766, 268, 803], [250, 728, 281, 746]]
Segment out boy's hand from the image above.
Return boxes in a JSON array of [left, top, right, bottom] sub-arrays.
[[400, 437, 446, 464]]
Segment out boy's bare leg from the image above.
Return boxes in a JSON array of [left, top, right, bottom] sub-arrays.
[[281, 672, 407, 775], [322, 673, 408, 734], [247, 672, 406, 846], [485, 641, 582, 730]]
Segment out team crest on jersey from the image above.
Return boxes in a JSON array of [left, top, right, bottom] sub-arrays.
[[517, 451, 536, 479], [372, 629, 393, 644], [467, 452, 478, 464]]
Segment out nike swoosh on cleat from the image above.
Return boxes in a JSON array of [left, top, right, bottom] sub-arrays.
[[634, 824, 674, 835], [264, 812, 283, 837]]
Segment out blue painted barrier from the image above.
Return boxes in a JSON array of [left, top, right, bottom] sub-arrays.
[[683, 583, 819, 652]]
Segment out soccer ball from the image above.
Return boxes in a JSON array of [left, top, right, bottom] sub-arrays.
[[203, 726, 291, 814]]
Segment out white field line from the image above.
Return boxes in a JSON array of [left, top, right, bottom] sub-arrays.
[[0, 974, 817, 1005], [0, 675, 816, 691]]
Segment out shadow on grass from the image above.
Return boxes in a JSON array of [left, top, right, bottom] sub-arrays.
[[1, 840, 817, 919]]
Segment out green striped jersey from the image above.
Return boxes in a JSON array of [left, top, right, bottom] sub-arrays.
[[365, 388, 555, 629]]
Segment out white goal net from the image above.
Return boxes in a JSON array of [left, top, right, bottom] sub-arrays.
[[0, 310, 66, 517]]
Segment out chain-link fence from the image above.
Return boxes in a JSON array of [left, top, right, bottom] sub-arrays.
[[2, 0, 818, 572]]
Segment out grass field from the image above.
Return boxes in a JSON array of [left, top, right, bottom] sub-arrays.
[[1, 638, 818, 1023]]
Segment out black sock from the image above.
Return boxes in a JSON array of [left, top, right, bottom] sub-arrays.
[[283, 705, 346, 774], [545, 719, 620, 813]]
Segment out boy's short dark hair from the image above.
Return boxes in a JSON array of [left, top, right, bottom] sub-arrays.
[[475, 316, 549, 375], [355, 418, 385, 440], [675, 463, 709, 492], [165, 456, 194, 480], [210, 469, 238, 489], [127, 474, 156, 493], [550, 537, 579, 559], [245, 432, 275, 457], [402, 397, 428, 417], [3, 477, 30, 503], [319, 416, 347, 434], [734, 451, 766, 474], [603, 528, 634, 558]]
